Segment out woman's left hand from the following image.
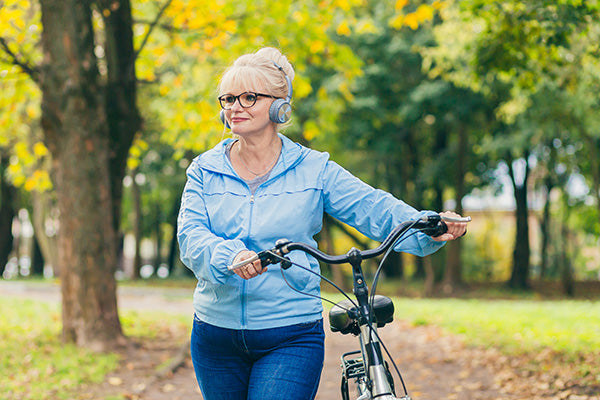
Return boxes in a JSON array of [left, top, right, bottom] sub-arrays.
[[431, 211, 469, 242]]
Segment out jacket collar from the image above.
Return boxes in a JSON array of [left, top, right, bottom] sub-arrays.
[[199, 133, 308, 179]]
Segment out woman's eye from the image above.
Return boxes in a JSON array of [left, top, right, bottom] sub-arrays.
[[224, 96, 236, 103], [243, 94, 257, 102]]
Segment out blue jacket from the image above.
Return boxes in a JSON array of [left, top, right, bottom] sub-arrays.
[[177, 134, 444, 330]]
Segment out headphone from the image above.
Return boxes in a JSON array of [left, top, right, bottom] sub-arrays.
[[220, 61, 293, 129]]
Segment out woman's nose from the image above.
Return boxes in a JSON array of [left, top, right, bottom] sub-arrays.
[[230, 98, 244, 111]]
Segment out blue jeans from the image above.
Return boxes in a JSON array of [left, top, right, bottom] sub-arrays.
[[190, 316, 325, 400]]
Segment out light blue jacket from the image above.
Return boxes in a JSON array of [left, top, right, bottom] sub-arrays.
[[177, 134, 444, 330]]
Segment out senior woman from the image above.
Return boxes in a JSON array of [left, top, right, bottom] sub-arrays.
[[177, 47, 468, 400]]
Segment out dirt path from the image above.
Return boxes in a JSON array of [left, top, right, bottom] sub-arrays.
[[3, 281, 597, 400], [99, 314, 508, 400]]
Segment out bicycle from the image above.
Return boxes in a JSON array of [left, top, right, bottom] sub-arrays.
[[228, 213, 471, 400]]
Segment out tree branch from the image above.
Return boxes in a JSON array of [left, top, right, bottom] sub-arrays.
[[324, 213, 371, 249], [0, 37, 39, 83], [133, 0, 173, 61]]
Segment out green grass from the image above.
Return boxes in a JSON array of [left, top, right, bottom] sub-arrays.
[[0, 296, 190, 400], [391, 298, 600, 356], [3, 287, 599, 399], [0, 297, 119, 400]]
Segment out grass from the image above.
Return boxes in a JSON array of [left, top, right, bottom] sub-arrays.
[[390, 297, 600, 356], [322, 290, 600, 384], [3, 281, 599, 398], [0, 295, 190, 400], [0, 297, 119, 400]]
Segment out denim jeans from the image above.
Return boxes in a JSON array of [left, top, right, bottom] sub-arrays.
[[190, 316, 325, 400]]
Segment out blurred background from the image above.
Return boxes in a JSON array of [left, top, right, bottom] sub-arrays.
[[2, 1, 600, 398]]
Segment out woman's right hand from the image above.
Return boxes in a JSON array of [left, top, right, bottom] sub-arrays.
[[232, 250, 267, 280]]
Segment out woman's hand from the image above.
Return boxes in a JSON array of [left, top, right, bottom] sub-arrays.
[[232, 250, 267, 280], [431, 211, 469, 242]]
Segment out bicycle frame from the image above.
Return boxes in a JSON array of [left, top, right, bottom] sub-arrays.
[[333, 247, 408, 400], [228, 214, 470, 400]]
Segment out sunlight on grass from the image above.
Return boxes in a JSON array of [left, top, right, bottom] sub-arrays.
[[0, 296, 191, 400], [392, 298, 600, 355], [0, 296, 119, 400]]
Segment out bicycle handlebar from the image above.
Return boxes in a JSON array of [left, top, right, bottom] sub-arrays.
[[227, 214, 471, 271]]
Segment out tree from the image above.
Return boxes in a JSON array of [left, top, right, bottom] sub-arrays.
[[426, 0, 599, 289], [1, 0, 145, 348], [0, 151, 17, 277], [0, 0, 376, 348]]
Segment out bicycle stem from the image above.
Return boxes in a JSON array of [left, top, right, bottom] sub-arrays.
[[347, 248, 395, 398]]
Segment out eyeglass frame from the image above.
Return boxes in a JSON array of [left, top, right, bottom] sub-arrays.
[[218, 92, 276, 110]]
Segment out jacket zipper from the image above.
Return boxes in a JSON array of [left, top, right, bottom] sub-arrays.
[[241, 192, 255, 329]]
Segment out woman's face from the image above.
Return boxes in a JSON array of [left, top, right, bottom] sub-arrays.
[[221, 84, 276, 137]]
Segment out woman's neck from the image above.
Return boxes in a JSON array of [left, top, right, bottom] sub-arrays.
[[233, 133, 282, 179]]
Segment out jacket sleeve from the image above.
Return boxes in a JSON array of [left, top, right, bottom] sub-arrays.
[[321, 159, 444, 257], [177, 160, 246, 284]]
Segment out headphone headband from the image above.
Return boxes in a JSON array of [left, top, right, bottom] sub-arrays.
[[272, 61, 293, 104]]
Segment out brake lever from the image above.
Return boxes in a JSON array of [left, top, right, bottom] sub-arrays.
[[227, 239, 293, 271], [420, 215, 471, 237]]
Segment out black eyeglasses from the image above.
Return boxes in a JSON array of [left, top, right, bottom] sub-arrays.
[[218, 92, 274, 110]]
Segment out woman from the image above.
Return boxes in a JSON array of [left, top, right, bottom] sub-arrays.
[[177, 47, 467, 400]]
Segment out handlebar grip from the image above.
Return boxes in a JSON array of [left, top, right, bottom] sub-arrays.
[[421, 220, 448, 238], [227, 253, 260, 271]]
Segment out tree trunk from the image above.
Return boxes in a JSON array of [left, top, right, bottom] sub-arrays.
[[154, 203, 162, 270], [539, 179, 553, 279], [560, 222, 574, 297], [0, 154, 17, 278], [103, 0, 141, 243], [167, 196, 180, 275], [507, 154, 531, 290], [31, 191, 59, 276], [132, 171, 142, 279], [39, 0, 123, 349], [443, 126, 467, 293], [31, 233, 45, 276]]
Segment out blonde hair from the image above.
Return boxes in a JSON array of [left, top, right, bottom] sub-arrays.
[[219, 47, 294, 100]]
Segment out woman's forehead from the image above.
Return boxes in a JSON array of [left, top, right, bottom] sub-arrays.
[[220, 68, 268, 95]]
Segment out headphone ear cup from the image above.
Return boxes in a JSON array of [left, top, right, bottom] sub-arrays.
[[269, 99, 292, 124], [220, 110, 231, 129]]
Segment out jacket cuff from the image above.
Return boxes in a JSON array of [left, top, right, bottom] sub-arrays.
[[209, 239, 247, 282]]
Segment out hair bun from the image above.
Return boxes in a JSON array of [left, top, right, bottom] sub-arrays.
[[255, 47, 295, 81]]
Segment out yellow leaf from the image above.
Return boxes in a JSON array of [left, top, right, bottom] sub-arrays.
[[303, 121, 319, 141], [159, 84, 169, 96], [310, 40, 325, 54], [293, 76, 313, 99], [33, 142, 48, 157], [404, 13, 419, 30], [26, 104, 38, 118], [389, 14, 404, 30], [415, 4, 434, 22], [334, 0, 351, 12], [336, 21, 351, 36], [127, 157, 140, 171], [24, 177, 36, 191], [14, 141, 29, 160], [222, 19, 236, 33], [395, 0, 408, 11], [357, 21, 377, 34]]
